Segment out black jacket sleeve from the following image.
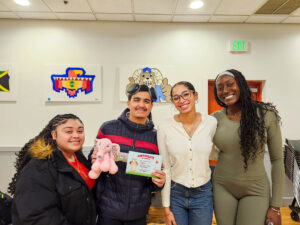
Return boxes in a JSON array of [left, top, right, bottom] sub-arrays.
[[12, 160, 70, 225], [150, 179, 164, 193]]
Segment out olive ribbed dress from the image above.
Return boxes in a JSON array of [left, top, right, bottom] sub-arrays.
[[212, 109, 284, 225]]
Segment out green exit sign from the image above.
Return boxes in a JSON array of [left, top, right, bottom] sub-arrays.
[[229, 40, 248, 52]]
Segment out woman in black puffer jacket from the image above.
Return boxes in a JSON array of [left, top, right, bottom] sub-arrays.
[[9, 114, 96, 225]]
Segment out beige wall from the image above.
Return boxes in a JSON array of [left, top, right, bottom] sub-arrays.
[[0, 20, 299, 203]]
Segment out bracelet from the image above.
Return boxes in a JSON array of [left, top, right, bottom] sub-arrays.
[[270, 207, 281, 215]]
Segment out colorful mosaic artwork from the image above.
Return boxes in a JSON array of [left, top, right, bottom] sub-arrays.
[[51, 67, 95, 98]]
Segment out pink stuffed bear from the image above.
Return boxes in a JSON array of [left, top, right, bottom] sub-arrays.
[[88, 138, 120, 179]]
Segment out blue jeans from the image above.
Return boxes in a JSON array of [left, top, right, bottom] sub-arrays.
[[170, 181, 213, 225]]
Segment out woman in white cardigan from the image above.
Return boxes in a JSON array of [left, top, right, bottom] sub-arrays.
[[157, 81, 217, 225]]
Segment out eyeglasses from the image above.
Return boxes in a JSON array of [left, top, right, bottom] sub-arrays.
[[171, 90, 194, 103]]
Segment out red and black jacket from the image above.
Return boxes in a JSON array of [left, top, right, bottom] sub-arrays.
[[93, 108, 161, 221]]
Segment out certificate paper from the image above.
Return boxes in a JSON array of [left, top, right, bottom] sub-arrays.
[[126, 151, 162, 177]]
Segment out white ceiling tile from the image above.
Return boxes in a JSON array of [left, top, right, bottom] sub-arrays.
[[16, 12, 57, 19], [0, 12, 19, 18], [175, 0, 221, 15], [134, 0, 176, 14], [0, 2, 10, 11], [0, 0, 51, 12], [291, 7, 300, 16], [245, 14, 288, 23], [215, 0, 267, 15], [135, 14, 172, 22], [89, 0, 132, 13], [95, 13, 133, 21], [43, 0, 92, 13], [0, 0, 297, 23], [210, 15, 248, 22], [282, 16, 300, 23], [173, 15, 210, 22], [56, 12, 96, 20]]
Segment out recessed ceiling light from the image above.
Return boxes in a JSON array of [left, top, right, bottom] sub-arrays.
[[14, 0, 30, 6], [189, 1, 204, 9]]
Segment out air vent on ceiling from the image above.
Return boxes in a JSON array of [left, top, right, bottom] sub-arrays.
[[255, 0, 300, 14]]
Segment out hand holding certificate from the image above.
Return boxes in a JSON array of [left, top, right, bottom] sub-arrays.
[[125, 151, 163, 178], [151, 165, 166, 188]]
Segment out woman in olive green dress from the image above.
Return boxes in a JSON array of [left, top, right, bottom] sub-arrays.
[[212, 69, 284, 225]]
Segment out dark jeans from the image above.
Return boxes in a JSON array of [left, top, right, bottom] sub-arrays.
[[170, 180, 213, 225], [97, 216, 147, 225]]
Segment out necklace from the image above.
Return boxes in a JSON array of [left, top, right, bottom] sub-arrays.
[[70, 155, 89, 179], [178, 114, 201, 138]]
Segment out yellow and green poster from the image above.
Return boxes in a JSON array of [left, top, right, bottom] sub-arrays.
[[0, 70, 9, 92]]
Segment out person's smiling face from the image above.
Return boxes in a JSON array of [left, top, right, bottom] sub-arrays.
[[171, 84, 198, 114], [127, 91, 153, 124], [51, 119, 84, 154], [216, 75, 240, 106]]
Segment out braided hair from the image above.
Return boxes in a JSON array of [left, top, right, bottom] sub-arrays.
[[213, 69, 280, 169], [8, 114, 83, 195]]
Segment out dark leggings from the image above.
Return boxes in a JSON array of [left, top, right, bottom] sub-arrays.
[[97, 216, 147, 225]]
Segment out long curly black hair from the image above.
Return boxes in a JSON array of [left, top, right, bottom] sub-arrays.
[[8, 114, 83, 195], [213, 69, 281, 169]]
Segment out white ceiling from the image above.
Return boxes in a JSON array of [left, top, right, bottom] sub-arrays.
[[0, 0, 299, 23]]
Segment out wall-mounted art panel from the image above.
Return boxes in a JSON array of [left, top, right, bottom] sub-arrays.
[[119, 65, 174, 103], [0, 63, 17, 101], [45, 65, 102, 102]]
